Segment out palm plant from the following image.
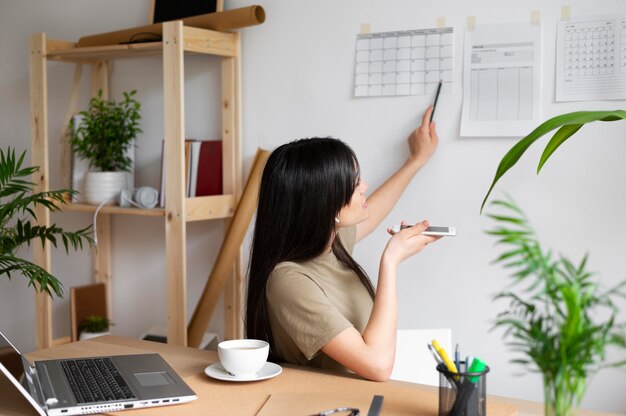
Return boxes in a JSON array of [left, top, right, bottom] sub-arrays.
[[0, 147, 93, 297], [481, 110, 626, 212], [486, 196, 626, 416]]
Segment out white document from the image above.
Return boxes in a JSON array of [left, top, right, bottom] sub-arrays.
[[557, 13, 626, 101], [354, 27, 454, 97], [460, 22, 542, 137]]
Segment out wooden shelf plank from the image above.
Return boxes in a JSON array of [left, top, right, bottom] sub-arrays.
[[46, 42, 164, 62], [61, 196, 236, 220], [62, 203, 166, 217], [44, 27, 236, 62], [182, 26, 236, 57], [186, 194, 236, 221]]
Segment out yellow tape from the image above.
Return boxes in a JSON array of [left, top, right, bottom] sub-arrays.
[[561, 5, 571, 21], [437, 17, 446, 28], [360, 23, 371, 34], [466, 16, 475, 32], [530, 10, 541, 26]]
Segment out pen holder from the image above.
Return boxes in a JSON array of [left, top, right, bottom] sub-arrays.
[[437, 361, 489, 416]]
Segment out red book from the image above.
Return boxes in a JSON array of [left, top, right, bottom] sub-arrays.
[[195, 140, 222, 196]]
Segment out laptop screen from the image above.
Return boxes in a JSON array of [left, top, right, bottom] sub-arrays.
[[0, 331, 24, 382], [0, 331, 46, 416]]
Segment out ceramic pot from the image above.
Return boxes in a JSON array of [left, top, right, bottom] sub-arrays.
[[84, 171, 127, 206], [79, 330, 111, 340]]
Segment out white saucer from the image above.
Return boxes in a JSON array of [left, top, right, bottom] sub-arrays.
[[204, 362, 282, 382]]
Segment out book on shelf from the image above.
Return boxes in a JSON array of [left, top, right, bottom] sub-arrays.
[[70, 114, 134, 203], [159, 139, 222, 207], [195, 140, 222, 197], [188, 141, 201, 197]]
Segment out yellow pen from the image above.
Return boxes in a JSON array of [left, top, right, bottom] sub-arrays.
[[431, 339, 459, 378]]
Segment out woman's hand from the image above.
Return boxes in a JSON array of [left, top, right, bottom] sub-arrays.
[[383, 220, 441, 266], [406, 106, 439, 167]]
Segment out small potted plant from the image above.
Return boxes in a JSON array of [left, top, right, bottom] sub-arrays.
[[0, 147, 93, 297], [69, 90, 142, 206], [79, 315, 114, 340], [486, 196, 626, 416]]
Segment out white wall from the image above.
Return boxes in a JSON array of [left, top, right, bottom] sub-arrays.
[[1, 0, 625, 413]]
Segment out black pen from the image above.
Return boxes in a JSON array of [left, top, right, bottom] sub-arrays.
[[430, 79, 442, 123]]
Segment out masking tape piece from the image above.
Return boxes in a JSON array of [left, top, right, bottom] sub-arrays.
[[466, 16, 475, 32], [530, 10, 541, 26], [561, 5, 571, 21], [437, 16, 446, 29], [360, 23, 371, 34]]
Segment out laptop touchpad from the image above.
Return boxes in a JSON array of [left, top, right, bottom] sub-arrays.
[[134, 372, 175, 387]]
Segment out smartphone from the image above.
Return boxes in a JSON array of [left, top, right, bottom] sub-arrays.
[[390, 224, 456, 236]]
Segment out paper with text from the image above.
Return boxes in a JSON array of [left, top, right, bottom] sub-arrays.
[[557, 13, 626, 101], [460, 22, 542, 137]]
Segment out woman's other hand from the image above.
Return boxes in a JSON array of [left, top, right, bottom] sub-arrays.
[[383, 220, 440, 265]]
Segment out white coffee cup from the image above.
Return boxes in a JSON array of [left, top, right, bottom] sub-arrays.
[[217, 339, 269, 377]]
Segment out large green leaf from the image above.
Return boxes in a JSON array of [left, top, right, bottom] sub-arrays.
[[480, 110, 626, 212], [538, 123, 584, 172]]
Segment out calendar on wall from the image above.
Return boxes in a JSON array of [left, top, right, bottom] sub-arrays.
[[354, 27, 454, 98], [556, 12, 626, 101]]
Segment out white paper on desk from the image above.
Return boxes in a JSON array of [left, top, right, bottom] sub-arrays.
[[460, 22, 542, 137], [557, 13, 626, 101]]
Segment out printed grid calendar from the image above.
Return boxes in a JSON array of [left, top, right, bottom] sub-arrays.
[[564, 19, 616, 77], [557, 13, 626, 101], [354, 27, 454, 97]]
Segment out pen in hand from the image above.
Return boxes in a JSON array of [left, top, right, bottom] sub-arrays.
[[430, 79, 443, 123]]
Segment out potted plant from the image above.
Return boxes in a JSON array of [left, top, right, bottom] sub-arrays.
[[485, 196, 626, 416], [0, 147, 93, 297], [79, 315, 113, 340], [69, 89, 142, 206]]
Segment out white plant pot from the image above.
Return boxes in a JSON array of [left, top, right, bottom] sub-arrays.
[[84, 171, 127, 206], [79, 330, 111, 340]]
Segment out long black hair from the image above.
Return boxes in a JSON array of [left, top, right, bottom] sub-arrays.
[[245, 138, 375, 358]]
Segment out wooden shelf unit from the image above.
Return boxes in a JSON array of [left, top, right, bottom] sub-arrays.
[[29, 21, 243, 349]]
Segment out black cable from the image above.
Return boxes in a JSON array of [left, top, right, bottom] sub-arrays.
[[121, 32, 162, 44]]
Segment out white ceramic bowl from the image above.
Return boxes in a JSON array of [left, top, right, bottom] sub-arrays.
[[217, 339, 269, 377]]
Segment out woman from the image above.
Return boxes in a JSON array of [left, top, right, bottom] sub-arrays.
[[246, 107, 440, 381]]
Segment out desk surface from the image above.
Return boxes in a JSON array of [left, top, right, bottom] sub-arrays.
[[2, 336, 615, 416]]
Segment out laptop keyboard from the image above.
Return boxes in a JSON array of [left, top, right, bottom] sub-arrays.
[[60, 358, 136, 404]]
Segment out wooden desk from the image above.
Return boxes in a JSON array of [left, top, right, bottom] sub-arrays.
[[4, 336, 616, 416]]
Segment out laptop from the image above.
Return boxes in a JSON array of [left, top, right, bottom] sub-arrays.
[[0, 330, 196, 415]]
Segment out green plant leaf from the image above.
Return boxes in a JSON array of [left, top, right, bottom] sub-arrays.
[[70, 89, 141, 172], [537, 123, 584, 173], [480, 110, 626, 212], [1, 147, 95, 297]]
